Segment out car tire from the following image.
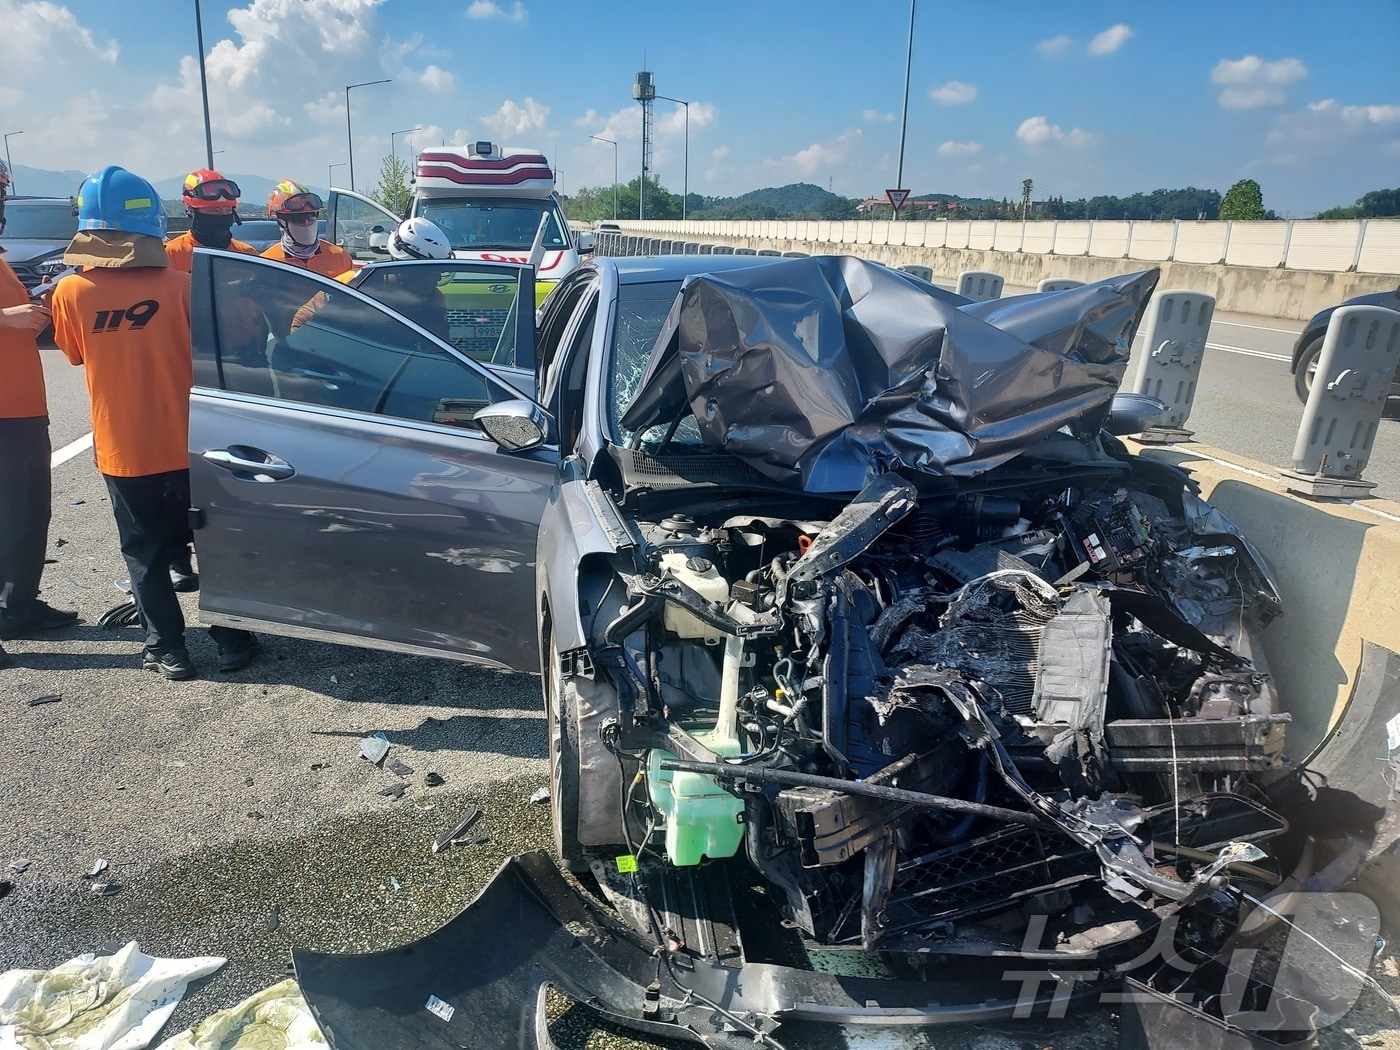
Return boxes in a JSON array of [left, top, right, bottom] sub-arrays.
[[1293, 334, 1322, 405], [544, 634, 587, 872]]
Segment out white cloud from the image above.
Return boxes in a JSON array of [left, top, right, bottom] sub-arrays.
[[862, 109, 896, 122], [1037, 34, 1073, 57], [1306, 99, 1400, 125], [466, 1, 526, 22], [1016, 116, 1097, 149], [930, 81, 977, 106], [1211, 55, 1307, 110], [417, 65, 454, 92], [478, 97, 550, 138], [938, 140, 982, 158], [762, 129, 863, 178], [712, 145, 730, 160], [1088, 24, 1132, 56]]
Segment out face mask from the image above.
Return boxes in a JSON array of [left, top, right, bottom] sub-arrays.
[[288, 219, 320, 247], [191, 211, 237, 248]]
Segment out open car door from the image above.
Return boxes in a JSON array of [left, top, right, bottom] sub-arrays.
[[187, 250, 548, 671], [327, 187, 402, 262]]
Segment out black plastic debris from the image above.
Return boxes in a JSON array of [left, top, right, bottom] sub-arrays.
[[389, 759, 414, 777], [89, 881, 121, 896], [378, 783, 408, 799], [27, 694, 61, 707], [423, 772, 445, 788], [268, 905, 281, 933], [311, 762, 330, 771], [432, 808, 482, 854], [97, 599, 140, 629]]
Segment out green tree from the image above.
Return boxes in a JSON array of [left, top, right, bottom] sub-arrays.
[[1220, 179, 1266, 220], [372, 155, 412, 217]]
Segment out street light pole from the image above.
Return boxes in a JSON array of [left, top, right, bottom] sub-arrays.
[[194, 0, 214, 168], [3, 131, 22, 194], [894, 0, 916, 210], [590, 135, 618, 220], [345, 78, 391, 192], [656, 95, 690, 220], [391, 126, 420, 172]]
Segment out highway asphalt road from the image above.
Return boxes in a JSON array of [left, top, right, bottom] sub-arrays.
[[4, 302, 1399, 1049]]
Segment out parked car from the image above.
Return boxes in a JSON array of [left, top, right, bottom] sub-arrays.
[[231, 218, 326, 253], [191, 251, 1323, 1047], [1290, 283, 1400, 403], [0, 196, 78, 292]]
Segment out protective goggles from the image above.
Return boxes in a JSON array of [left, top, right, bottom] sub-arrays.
[[185, 178, 241, 202], [277, 192, 324, 214]]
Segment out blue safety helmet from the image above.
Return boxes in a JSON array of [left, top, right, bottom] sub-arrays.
[[75, 166, 167, 240]]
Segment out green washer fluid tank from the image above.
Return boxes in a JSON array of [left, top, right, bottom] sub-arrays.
[[646, 737, 745, 867]]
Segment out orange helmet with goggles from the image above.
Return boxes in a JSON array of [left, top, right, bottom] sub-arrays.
[[267, 180, 323, 217], [182, 169, 241, 210]]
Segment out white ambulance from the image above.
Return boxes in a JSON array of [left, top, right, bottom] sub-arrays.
[[327, 141, 591, 306]]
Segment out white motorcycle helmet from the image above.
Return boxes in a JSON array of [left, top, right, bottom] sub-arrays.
[[388, 216, 452, 261]]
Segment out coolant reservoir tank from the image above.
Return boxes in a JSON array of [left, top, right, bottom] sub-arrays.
[[658, 551, 729, 643]]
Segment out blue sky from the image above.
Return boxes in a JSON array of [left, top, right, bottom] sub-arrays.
[[2, 0, 1397, 216]]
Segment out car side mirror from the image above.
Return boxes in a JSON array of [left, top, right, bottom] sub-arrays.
[[368, 227, 390, 254], [577, 232, 596, 253], [1105, 392, 1167, 435], [475, 399, 550, 452]]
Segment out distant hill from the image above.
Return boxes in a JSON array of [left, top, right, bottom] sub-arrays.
[[6, 164, 327, 214], [694, 182, 851, 219]]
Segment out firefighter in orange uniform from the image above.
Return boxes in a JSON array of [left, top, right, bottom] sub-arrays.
[[50, 166, 259, 681], [259, 181, 352, 277], [164, 168, 258, 273], [0, 250, 78, 668]]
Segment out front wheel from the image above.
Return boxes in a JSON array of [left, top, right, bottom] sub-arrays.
[[544, 635, 587, 871], [1293, 335, 1323, 404]]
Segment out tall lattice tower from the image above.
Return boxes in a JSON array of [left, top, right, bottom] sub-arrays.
[[634, 70, 655, 220]]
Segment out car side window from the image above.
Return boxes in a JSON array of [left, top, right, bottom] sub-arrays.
[[196, 254, 518, 431]]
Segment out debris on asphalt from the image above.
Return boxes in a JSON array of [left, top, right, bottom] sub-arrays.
[[267, 905, 281, 933], [71, 498, 85, 505], [377, 782, 407, 799], [26, 694, 62, 707], [390, 877, 401, 891], [8, 858, 30, 874], [0, 943, 225, 1049], [86, 858, 108, 878], [359, 732, 390, 765], [330, 674, 339, 684], [89, 881, 121, 896], [389, 759, 414, 777], [528, 786, 549, 805], [431, 807, 481, 853], [0, 880, 11, 900], [423, 771, 445, 788], [310, 762, 330, 771]]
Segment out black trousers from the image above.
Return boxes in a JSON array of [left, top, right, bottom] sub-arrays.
[[103, 469, 248, 656], [0, 416, 52, 615]]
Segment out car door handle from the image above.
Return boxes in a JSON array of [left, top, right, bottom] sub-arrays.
[[202, 447, 296, 481]]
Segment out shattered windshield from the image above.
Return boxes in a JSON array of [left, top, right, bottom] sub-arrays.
[[607, 279, 700, 444]]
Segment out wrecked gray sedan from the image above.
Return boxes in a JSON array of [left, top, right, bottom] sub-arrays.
[[190, 252, 1363, 1047]]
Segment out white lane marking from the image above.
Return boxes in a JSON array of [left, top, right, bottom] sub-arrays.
[[1205, 342, 1291, 363], [1211, 321, 1302, 336], [51, 431, 94, 468]]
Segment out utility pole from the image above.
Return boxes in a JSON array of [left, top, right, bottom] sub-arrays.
[[894, 0, 916, 202]]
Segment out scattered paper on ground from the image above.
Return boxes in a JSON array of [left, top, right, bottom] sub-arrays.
[[154, 979, 324, 1050], [0, 942, 225, 1050]]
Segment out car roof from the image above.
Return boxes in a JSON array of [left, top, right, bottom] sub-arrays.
[[595, 254, 793, 284]]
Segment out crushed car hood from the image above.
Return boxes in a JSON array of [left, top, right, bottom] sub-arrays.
[[620, 256, 1158, 492]]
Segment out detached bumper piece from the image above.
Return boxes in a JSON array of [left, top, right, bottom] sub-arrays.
[[293, 851, 1105, 1050]]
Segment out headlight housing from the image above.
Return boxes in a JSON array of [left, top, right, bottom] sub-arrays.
[[35, 255, 69, 276]]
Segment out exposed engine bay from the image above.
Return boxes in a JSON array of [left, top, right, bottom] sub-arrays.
[[572, 439, 1293, 993]]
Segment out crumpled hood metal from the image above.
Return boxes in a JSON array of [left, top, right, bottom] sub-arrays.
[[620, 257, 1159, 492]]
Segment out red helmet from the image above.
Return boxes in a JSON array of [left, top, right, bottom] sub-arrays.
[[267, 180, 323, 217], [183, 169, 241, 210]]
